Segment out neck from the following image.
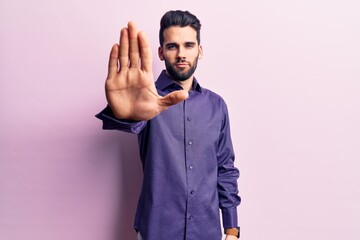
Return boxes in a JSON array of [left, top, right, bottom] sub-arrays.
[[166, 72, 194, 92], [175, 77, 193, 92]]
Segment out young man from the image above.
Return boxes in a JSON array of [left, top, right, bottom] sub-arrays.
[[96, 10, 241, 240]]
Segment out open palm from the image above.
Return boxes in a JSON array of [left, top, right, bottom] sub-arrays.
[[105, 22, 188, 121]]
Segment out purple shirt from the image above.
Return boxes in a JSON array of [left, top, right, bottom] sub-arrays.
[[96, 71, 240, 240]]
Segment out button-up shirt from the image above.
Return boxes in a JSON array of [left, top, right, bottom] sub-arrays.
[[96, 70, 240, 240]]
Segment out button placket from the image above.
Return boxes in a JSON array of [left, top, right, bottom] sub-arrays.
[[184, 99, 196, 230]]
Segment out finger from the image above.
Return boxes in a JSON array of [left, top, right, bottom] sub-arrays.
[[138, 31, 153, 72], [107, 44, 119, 79], [119, 27, 129, 71], [128, 21, 140, 68], [160, 90, 189, 107]]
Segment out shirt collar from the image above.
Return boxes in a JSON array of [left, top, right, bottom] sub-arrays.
[[155, 70, 202, 93]]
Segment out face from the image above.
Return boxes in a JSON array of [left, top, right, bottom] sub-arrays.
[[158, 26, 203, 82]]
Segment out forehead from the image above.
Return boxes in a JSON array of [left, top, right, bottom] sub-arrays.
[[162, 26, 197, 44]]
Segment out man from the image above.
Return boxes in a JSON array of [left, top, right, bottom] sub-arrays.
[[96, 10, 241, 240]]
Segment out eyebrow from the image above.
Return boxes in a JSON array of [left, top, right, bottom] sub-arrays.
[[165, 41, 196, 47], [165, 42, 179, 48]]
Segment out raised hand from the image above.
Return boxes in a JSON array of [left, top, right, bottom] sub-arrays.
[[105, 22, 188, 121]]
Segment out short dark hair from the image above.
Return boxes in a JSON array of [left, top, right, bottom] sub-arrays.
[[159, 10, 201, 46]]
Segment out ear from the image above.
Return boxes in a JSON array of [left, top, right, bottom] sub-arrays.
[[158, 47, 164, 61], [198, 45, 203, 59]]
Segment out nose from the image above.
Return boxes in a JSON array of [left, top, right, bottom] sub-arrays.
[[177, 46, 185, 59]]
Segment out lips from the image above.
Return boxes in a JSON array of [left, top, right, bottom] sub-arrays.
[[175, 63, 189, 68]]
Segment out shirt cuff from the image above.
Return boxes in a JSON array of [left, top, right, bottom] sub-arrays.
[[221, 207, 238, 229], [95, 106, 146, 134]]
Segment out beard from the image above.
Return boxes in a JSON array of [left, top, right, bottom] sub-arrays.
[[164, 56, 199, 82]]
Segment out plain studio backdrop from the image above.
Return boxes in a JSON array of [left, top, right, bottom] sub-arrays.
[[0, 0, 359, 239]]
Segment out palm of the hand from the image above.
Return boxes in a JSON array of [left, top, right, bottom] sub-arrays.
[[106, 68, 161, 120], [104, 22, 188, 121]]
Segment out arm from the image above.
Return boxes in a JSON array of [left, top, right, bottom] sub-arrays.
[[217, 103, 241, 238]]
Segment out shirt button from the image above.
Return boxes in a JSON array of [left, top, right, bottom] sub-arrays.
[[190, 190, 195, 195], [188, 215, 193, 220], [187, 116, 192, 121], [189, 165, 194, 170], [188, 140, 193, 145]]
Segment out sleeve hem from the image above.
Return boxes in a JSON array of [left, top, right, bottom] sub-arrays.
[[95, 106, 146, 134], [221, 207, 238, 229]]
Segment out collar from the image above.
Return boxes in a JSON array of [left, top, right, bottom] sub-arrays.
[[155, 70, 202, 93]]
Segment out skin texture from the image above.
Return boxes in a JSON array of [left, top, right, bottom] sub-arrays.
[[225, 234, 239, 240], [105, 22, 239, 239], [105, 22, 189, 121], [158, 25, 203, 91]]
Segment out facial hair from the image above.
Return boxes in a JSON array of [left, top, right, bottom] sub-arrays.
[[164, 55, 199, 82]]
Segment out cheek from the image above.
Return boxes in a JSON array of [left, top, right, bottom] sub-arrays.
[[164, 53, 176, 62], [190, 49, 200, 57], [190, 51, 200, 61]]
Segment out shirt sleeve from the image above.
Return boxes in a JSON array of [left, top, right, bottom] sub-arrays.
[[217, 102, 241, 229], [95, 106, 147, 134]]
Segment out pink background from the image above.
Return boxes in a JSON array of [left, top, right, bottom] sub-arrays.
[[1, 0, 359, 239]]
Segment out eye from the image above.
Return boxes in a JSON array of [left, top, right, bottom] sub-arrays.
[[167, 44, 177, 50], [185, 43, 195, 48]]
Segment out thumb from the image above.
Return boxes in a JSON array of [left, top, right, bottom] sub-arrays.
[[160, 90, 189, 107]]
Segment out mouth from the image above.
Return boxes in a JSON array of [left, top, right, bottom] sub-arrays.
[[175, 63, 189, 68]]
